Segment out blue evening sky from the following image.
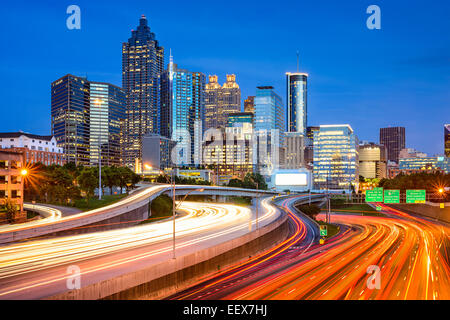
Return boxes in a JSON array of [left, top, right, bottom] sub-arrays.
[[0, 0, 448, 155]]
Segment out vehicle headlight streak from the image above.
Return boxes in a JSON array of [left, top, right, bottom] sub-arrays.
[[0, 198, 280, 298]]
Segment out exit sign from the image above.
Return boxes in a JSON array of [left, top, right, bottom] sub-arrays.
[[384, 190, 400, 204]]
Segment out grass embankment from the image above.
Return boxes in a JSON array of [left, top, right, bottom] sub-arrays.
[[317, 220, 340, 239], [74, 194, 128, 211], [327, 202, 385, 217]]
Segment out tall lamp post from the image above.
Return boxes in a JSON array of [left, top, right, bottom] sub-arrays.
[[20, 168, 28, 213]]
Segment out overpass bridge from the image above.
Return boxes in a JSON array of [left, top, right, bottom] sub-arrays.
[[0, 185, 278, 244]]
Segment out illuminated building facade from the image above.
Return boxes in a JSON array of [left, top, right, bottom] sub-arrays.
[[254, 86, 285, 140], [141, 133, 175, 173], [284, 132, 306, 169], [380, 126, 405, 163], [51, 74, 90, 166], [51, 75, 125, 167], [313, 125, 359, 190], [244, 96, 255, 114], [398, 156, 449, 173], [0, 150, 26, 222], [89, 82, 125, 166], [205, 75, 241, 130], [122, 15, 164, 170], [227, 112, 253, 127], [358, 142, 387, 179], [286, 72, 308, 135], [160, 58, 205, 166], [203, 124, 253, 185]]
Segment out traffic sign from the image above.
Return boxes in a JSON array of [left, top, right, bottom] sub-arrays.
[[319, 225, 327, 236], [366, 187, 383, 202], [384, 190, 400, 204], [319, 238, 325, 245], [406, 190, 426, 203]]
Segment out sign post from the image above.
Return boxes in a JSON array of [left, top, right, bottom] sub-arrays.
[[406, 190, 426, 203], [384, 190, 400, 204], [366, 187, 383, 202]]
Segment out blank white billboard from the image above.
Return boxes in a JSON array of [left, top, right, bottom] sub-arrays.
[[275, 173, 308, 186]]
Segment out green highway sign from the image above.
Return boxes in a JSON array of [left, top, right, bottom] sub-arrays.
[[366, 187, 383, 202], [319, 225, 328, 237], [406, 190, 426, 203], [384, 190, 400, 204]]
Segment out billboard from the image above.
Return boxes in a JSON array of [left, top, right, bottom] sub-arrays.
[[406, 190, 426, 203], [275, 173, 308, 186]]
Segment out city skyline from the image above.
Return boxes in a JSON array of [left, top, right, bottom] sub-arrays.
[[0, 0, 449, 156]]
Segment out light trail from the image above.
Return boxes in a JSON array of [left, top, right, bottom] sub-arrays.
[[0, 199, 280, 299]]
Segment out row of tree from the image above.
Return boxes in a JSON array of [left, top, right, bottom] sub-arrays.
[[378, 172, 450, 202], [227, 173, 268, 190], [25, 163, 141, 205], [154, 174, 212, 185]]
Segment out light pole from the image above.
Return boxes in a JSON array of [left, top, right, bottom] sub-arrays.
[[20, 168, 27, 213], [172, 185, 204, 259]]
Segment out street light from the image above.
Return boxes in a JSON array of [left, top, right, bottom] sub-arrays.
[[20, 168, 28, 213], [172, 186, 204, 259]]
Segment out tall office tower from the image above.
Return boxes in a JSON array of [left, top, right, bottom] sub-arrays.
[[160, 57, 205, 166], [284, 132, 306, 169], [445, 124, 450, 157], [122, 15, 164, 170], [253, 86, 285, 175], [305, 126, 319, 167], [51, 74, 90, 166], [358, 142, 387, 179], [244, 96, 255, 114], [51, 75, 125, 167], [379, 126, 405, 163], [89, 82, 126, 166], [205, 75, 241, 130], [254, 86, 285, 139], [286, 72, 308, 134], [313, 125, 359, 190]]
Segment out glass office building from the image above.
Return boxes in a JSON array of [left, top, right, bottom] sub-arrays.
[[227, 112, 253, 127], [122, 15, 164, 170], [313, 125, 359, 190], [286, 72, 308, 135], [51, 75, 125, 167], [380, 127, 405, 163], [51, 74, 90, 166], [254, 86, 285, 138], [160, 58, 205, 166], [89, 82, 125, 167], [399, 156, 449, 173]]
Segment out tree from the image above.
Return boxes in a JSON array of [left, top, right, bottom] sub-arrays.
[[297, 204, 321, 220], [150, 194, 173, 218], [77, 168, 97, 204]]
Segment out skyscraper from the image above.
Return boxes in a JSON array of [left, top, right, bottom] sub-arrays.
[[254, 86, 285, 175], [254, 86, 285, 137], [160, 56, 205, 166], [358, 142, 387, 179], [244, 96, 255, 114], [445, 124, 450, 157], [122, 15, 164, 170], [286, 72, 308, 134], [89, 81, 126, 166], [51, 75, 125, 166], [51, 74, 90, 165], [205, 75, 241, 130], [379, 127, 405, 163], [313, 125, 359, 190]]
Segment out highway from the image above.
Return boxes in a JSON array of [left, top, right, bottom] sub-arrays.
[[0, 184, 277, 244], [169, 198, 450, 300], [0, 199, 281, 299]]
